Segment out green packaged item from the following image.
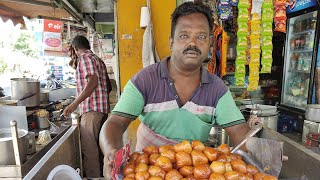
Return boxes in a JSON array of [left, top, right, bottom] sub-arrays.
[[238, 0, 250, 7], [262, 22, 273, 35], [262, 8, 274, 21], [236, 47, 247, 60], [238, 8, 249, 21], [262, 47, 273, 61], [237, 35, 247, 47], [262, 35, 273, 47], [235, 73, 246, 86], [238, 21, 249, 34], [261, 59, 273, 73], [236, 62, 246, 74]]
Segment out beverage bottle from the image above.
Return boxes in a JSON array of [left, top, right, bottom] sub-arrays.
[[300, 36, 305, 49], [290, 38, 296, 50], [297, 54, 303, 71]]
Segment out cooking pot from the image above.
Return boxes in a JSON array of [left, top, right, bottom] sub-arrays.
[[259, 114, 278, 131], [305, 104, 320, 122], [11, 78, 40, 107], [0, 128, 28, 165], [40, 89, 50, 103]]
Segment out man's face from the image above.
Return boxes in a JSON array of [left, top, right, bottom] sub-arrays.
[[170, 13, 211, 71]]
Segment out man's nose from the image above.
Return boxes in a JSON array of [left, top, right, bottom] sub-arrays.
[[187, 36, 198, 47]]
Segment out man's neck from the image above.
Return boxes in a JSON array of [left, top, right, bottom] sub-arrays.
[[168, 59, 201, 81], [77, 49, 88, 56]]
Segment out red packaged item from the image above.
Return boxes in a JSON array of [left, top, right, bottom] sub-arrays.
[[274, 5, 286, 18], [275, 18, 287, 33], [112, 140, 131, 180]]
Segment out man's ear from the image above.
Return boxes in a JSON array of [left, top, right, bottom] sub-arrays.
[[169, 37, 173, 51]]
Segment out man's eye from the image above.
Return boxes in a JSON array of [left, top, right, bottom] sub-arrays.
[[179, 34, 188, 38], [198, 35, 206, 40]]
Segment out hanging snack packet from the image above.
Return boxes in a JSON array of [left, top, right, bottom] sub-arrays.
[[238, 20, 249, 34], [219, 3, 233, 20], [251, 0, 264, 15], [230, 0, 239, 6], [251, 38, 261, 49], [251, 21, 262, 35], [262, 21, 273, 35], [274, 18, 286, 33], [236, 47, 247, 60], [262, 8, 274, 22], [263, 0, 273, 5], [235, 73, 246, 86], [262, 47, 273, 61], [251, 13, 261, 21], [236, 61, 247, 74], [248, 76, 260, 91], [249, 63, 260, 77], [274, 5, 286, 19], [238, 8, 249, 20], [262, 35, 273, 47], [238, 0, 250, 7], [237, 34, 248, 47], [261, 59, 273, 73]]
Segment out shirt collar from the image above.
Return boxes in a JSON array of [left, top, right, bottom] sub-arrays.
[[159, 56, 213, 84], [80, 49, 92, 56]]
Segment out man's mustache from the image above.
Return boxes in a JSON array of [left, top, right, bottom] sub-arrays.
[[183, 46, 201, 55]]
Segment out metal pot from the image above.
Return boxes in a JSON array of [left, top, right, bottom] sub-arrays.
[[209, 126, 232, 146], [306, 104, 320, 122], [40, 89, 50, 103], [0, 128, 28, 165], [11, 78, 40, 107], [259, 114, 278, 131], [0, 100, 18, 106]]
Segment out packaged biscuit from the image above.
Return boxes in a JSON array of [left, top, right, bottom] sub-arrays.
[[219, 3, 233, 20]]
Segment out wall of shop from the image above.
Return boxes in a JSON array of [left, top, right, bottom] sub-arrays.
[[96, 24, 114, 34], [117, 0, 176, 146]]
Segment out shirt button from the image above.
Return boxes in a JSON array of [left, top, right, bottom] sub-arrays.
[[170, 83, 173, 86], [175, 95, 178, 98]]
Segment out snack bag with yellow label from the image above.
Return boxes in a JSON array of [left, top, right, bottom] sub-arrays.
[[248, 76, 260, 91]]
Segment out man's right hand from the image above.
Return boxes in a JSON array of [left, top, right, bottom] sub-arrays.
[[103, 149, 117, 179]]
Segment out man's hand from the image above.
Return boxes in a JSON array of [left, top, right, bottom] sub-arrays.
[[103, 149, 117, 179], [248, 116, 262, 128], [62, 102, 78, 117]]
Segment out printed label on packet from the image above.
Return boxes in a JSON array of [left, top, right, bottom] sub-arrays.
[[111, 140, 131, 180]]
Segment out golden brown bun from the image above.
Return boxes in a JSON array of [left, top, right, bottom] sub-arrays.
[[209, 161, 225, 175], [253, 173, 266, 180], [191, 150, 209, 166], [155, 156, 173, 172], [136, 153, 149, 165], [143, 145, 159, 155], [159, 145, 174, 153], [123, 177, 135, 180], [161, 149, 176, 163], [217, 144, 231, 155], [135, 171, 150, 180], [125, 173, 135, 178], [245, 173, 254, 180], [185, 175, 197, 180], [129, 152, 140, 164], [148, 165, 166, 179], [123, 163, 135, 176], [165, 169, 183, 180], [217, 155, 231, 163], [149, 154, 161, 165], [230, 159, 247, 174], [238, 173, 247, 180], [192, 140, 205, 151], [148, 176, 163, 180], [194, 164, 212, 179], [179, 166, 194, 177], [224, 162, 233, 172], [135, 163, 149, 173], [224, 171, 239, 180], [203, 147, 219, 161], [263, 175, 278, 180], [173, 140, 192, 154], [209, 173, 226, 180], [176, 151, 193, 168], [246, 165, 259, 175]]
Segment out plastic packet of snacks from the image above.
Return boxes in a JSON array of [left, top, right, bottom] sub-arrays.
[[236, 47, 247, 60], [219, 3, 233, 20], [249, 64, 260, 77], [248, 76, 260, 91], [274, 18, 287, 33], [262, 36, 273, 47], [261, 59, 273, 73], [238, 8, 249, 20], [251, 38, 261, 49], [237, 34, 248, 47], [262, 7, 274, 21], [262, 46, 273, 61], [262, 22, 273, 35], [236, 61, 247, 74], [238, 20, 249, 34], [112, 140, 131, 180], [235, 73, 246, 86], [230, 0, 239, 6], [238, 0, 250, 7]]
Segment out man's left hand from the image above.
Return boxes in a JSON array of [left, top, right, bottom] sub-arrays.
[[63, 102, 78, 117]]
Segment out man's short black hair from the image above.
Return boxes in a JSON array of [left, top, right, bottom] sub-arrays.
[[71, 35, 90, 50], [170, 2, 213, 38]]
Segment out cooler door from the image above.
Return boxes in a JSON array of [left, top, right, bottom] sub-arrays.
[[281, 11, 318, 110]]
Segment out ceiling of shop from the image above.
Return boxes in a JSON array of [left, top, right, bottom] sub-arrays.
[[68, 0, 114, 13]]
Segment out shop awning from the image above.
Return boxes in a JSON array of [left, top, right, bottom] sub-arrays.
[[0, 0, 76, 27]]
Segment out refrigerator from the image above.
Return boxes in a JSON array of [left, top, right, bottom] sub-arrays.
[[279, 0, 320, 132]]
